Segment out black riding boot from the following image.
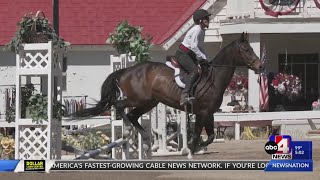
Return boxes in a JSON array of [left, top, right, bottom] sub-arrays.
[[180, 72, 199, 105]]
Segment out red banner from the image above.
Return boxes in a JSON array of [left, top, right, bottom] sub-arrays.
[[259, 0, 301, 17]]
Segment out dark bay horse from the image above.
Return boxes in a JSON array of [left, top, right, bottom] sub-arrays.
[[76, 33, 263, 156]]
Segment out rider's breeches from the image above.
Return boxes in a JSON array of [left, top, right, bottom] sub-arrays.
[[175, 50, 198, 74]]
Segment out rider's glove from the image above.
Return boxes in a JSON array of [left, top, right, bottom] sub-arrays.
[[198, 59, 208, 66]]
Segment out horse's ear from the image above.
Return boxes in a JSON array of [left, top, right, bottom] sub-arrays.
[[240, 32, 245, 42], [245, 32, 248, 40]]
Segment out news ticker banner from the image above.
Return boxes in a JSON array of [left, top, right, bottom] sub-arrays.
[[0, 160, 269, 172], [0, 159, 313, 172]]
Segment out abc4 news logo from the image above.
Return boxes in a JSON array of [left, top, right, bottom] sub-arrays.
[[264, 135, 292, 160]]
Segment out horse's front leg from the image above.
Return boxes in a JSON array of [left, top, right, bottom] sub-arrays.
[[189, 114, 205, 158], [201, 114, 215, 147]]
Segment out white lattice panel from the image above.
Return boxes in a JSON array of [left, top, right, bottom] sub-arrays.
[[113, 125, 124, 159], [18, 126, 48, 159], [16, 41, 64, 75], [16, 120, 61, 160], [127, 122, 140, 159], [20, 51, 49, 69]]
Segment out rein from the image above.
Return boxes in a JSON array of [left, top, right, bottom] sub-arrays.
[[210, 58, 259, 68]]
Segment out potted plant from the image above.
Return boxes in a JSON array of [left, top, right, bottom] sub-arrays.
[[6, 10, 69, 53], [27, 93, 65, 124], [225, 73, 248, 96], [107, 20, 153, 64], [270, 73, 302, 101]]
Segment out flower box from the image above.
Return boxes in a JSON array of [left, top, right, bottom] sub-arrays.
[[270, 73, 302, 101], [225, 73, 248, 96]]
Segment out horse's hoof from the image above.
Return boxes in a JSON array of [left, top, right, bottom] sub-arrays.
[[180, 148, 189, 156], [196, 150, 205, 154], [123, 130, 130, 137], [188, 153, 193, 159], [143, 144, 149, 151]]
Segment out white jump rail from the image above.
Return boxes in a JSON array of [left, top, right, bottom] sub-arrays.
[[77, 138, 126, 159], [214, 111, 320, 140]]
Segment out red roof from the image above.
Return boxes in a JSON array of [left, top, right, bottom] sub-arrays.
[[0, 0, 206, 46]]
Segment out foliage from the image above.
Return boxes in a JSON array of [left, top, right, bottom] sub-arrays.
[[62, 131, 110, 151], [270, 73, 302, 101], [5, 84, 35, 123], [225, 73, 248, 96], [6, 11, 69, 53], [27, 94, 48, 123], [27, 94, 65, 124], [0, 134, 15, 159], [107, 20, 153, 63]]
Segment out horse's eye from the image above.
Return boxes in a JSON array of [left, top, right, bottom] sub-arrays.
[[242, 45, 249, 51]]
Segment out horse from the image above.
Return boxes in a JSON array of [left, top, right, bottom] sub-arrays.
[[75, 32, 263, 157]]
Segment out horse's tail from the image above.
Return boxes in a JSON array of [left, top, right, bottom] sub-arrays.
[[75, 69, 125, 117]]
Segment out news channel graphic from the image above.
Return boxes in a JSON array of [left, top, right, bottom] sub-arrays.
[[0, 160, 270, 172], [264, 135, 313, 172], [0, 160, 51, 172]]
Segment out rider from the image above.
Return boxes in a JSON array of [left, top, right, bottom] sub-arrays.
[[176, 9, 212, 105]]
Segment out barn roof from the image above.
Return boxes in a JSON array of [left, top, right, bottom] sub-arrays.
[[0, 0, 210, 48]]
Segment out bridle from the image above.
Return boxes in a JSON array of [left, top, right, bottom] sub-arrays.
[[238, 40, 260, 69]]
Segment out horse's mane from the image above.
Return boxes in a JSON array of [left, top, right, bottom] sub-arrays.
[[209, 39, 238, 66]]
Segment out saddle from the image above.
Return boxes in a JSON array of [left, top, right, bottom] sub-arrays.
[[165, 56, 204, 89]]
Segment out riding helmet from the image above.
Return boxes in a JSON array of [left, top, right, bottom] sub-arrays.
[[193, 9, 212, 24]]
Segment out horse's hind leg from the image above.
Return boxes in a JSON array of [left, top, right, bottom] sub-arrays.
[[114, 99, 158, 140], [126, 101, 159, 139]]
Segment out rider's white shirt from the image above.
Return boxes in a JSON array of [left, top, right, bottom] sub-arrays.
[[181, 25, 207, 61]]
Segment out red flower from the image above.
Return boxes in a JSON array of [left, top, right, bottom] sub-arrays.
[[272, 79, 279, 86], [225, 74, 248, 95]]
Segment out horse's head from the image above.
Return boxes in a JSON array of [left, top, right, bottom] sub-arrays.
[[236, 32, 263, 74]]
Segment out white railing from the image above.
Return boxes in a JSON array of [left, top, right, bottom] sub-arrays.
[[0, 116, 111, 128], [226, 0, 320, 19]]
